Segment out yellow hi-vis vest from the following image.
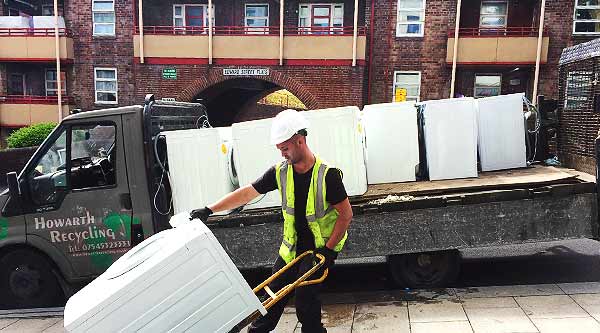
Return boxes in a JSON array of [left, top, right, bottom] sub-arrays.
[[275, 155, 348, 263]]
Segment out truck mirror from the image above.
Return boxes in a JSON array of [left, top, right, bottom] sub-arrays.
[[6, 172, 20, 199]]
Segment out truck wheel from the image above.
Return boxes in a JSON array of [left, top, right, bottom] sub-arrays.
[[388, 250, 460, 288], [0, 249, 65, 309]]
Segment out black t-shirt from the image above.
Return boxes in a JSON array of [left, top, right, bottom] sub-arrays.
[[252, 164, 347, 252]]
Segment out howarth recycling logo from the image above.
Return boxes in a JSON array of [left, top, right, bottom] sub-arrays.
[[0, 218, 8, 240]]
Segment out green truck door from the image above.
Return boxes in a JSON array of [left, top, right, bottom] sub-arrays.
[[23, 115, 133, 279]]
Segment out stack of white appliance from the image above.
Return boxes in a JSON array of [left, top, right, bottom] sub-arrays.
[[477, 93, 527, 171], [232, 117, 283, 210], [32, 16, 66, 31], [303, 106, 368, 196], [419, 97, 478, 181], [0, 16, 30, 30], [362, 102, 419, 184], [164, 128, 237, 215], [63, 214, 266, 333]]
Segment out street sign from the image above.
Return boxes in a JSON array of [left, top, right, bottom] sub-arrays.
[[162, 68, 177, 80], [223, 68, 269, 76]]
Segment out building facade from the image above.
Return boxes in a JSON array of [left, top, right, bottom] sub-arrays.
[[0, 0, 598, 169]]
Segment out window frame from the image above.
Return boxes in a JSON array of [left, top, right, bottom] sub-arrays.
[[479, 0, 508, 28], [474, 73, 502, 98], [392, 71, 421, 102], [245, 3, 270, 34], [92, 0, 116, 36], [298, 3, 344, 34], [573, 0, 600, 35], [45, 69, 67, 97], [8, 73, 26, 95], [94, 67, 118, 105], [396, 0, 426, 37], [173, 4, 215, 30]]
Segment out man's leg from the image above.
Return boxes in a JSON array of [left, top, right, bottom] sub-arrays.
[[248, 257, 296, 333], [294, 254, 334, 333]]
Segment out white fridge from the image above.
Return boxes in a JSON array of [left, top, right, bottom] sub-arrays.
[[477, 93, 527, 171], [164, 128, 237, 215], [232, 117, 283, 210], [362, 102, 419, 184], [420, 97, 478, 181], [303, 106, 368, 196]]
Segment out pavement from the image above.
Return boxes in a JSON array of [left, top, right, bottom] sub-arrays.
[[4, 282, 600, 332]]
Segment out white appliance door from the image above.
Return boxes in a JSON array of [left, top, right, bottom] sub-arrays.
[[422, 98, 478, 181], [477, 93, 527, 171], [304, 106, 368, 196], [363, 102, 419, 184]]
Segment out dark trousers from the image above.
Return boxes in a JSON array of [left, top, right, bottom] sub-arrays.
[[248, 254, 333, 333]]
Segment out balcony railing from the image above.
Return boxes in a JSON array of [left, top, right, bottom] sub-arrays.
[[0, 27, 72, 37], [136, 25, 367, 36], [0, 95, 73, 104], [448, 27, 546, 37]]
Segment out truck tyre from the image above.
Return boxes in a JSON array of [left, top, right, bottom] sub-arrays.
[[388, 250, 461, 288], [0, 249, 65, 309]]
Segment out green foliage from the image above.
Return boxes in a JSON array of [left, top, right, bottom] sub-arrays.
[[7, 123, 57, 148]]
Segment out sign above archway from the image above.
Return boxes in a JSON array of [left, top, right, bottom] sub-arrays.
[[223, 68, 269, 76]]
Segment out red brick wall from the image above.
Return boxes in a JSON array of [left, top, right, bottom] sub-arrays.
[[135, 64, 366, 121], [64, 0, 136, 111]]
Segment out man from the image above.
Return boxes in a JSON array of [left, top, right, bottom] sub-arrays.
[[190, 109, 353, 333]]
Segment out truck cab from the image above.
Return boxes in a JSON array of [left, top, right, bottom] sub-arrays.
[[0, 96, 206, 309]]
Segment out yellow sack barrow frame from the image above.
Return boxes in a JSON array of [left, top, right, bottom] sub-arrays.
[[230, 251, 328, 332]]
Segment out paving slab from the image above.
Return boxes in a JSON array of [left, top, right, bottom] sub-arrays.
[[516, 295, 589, 319], [322, 304, 355, 333], [558, 282, 600, 295], [0, 318, 61, 333], [410, 321, 473, 333], [0, 320, 17, 331], [41, 320, 64, 333], [274, 312, 298, 333], [408, 299, 467, 323], [456, 284, 564, 299], [571, 293, 600, 321], [460, 297, 518, 309], [465, 307, 538, 333], [531, 317, 600, 333], [353, 302, 409, 332]]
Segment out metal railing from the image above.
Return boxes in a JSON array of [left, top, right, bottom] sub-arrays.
[[0, 95, 73, 104], [0, 27, 71, 37], [136, 25, 366, 36], [448, 27, 547, 37]]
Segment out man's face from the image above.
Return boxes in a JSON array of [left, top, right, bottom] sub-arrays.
[[276, 135, 302, 164]]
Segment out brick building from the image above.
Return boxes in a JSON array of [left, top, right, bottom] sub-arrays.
[[0, 0, 598, 168]]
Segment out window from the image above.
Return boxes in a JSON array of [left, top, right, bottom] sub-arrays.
[[474, 74, 501, 97], [299, 3, 344, 34], [92, 0, 115, 36], [42, 5, 54, 16], [173, 4, 215, 32], [70, 124, 117, 190], [564, 70, 594, 109], [8, 74, 26, 95], [393, 71, 421, 102], [94, 68, 117, 104], [574, 0, 600, 34], [245, 4, 269, 34], [396, 0, 425, 37], [479, 1, 508, 28], [45, 70, 67, 96], [27, 129, 67, 205]]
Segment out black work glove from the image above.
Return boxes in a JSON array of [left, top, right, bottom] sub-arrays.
[[314, 246, 337, 270], [190, 206, 213, 222]]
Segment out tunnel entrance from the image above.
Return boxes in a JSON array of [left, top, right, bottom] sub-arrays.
[[194, 78, 307, 127]]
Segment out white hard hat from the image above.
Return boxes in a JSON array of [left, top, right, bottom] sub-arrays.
[[270, 109, 310, 145]]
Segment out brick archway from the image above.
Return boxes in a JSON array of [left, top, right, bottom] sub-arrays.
[[176, 67, 319, 110]]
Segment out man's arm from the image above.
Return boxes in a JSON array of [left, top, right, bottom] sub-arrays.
[[207, 184, 261, 213], [325, 198, 353, 250]]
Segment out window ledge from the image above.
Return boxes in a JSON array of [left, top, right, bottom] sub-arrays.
[[93, 35, 117, 40], [95, 102, 118, 106], [395, 34, 424, 38]]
